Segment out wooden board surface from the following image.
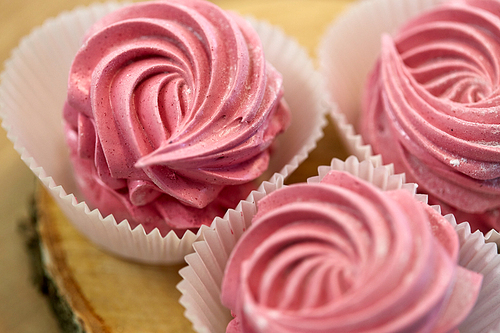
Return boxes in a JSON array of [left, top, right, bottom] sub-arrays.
[[0, 0, 352, 331], [35, 187, 193, 332]]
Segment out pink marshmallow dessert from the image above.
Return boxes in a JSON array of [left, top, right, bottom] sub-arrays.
[[222, 172, 482, 332], [178, 157, 500, 333], [63, 0, 290, 238], [319, 0, 500, 239], [0, 0, 327, 263], [360, 0, 500, 234]]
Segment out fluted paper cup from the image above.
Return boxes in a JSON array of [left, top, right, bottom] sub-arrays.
[[178, 155, 500, 333], [0, 1, 328, 264]]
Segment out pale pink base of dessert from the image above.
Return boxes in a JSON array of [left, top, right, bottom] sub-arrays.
[[0, 2, 327, 264], [177, 156, 500, 333], [318, 0, 500, 246]]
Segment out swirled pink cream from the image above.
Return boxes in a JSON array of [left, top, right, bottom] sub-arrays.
[[360, 0, 500, 232], [63, 0, 290, 236], [221, 171, 482, 333]]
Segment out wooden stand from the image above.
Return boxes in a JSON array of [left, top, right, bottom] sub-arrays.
[[30, 186, 193, 332]]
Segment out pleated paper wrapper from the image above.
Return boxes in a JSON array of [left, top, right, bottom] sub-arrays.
[[177, 156, 500, 333], [0, 2, 329, 264]]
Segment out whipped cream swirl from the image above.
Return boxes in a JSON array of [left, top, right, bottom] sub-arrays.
[[360, 0, 500, 230], [221, 171, 482, 333], [63, 0, 290, 235]]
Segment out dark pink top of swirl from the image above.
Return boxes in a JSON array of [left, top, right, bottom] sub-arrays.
[[63, 0, 290, 234], [360, 0, 500, 226], [221, 171, 482, 333]]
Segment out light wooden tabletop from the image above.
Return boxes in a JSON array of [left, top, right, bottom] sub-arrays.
[[0, 0, 352, 331]]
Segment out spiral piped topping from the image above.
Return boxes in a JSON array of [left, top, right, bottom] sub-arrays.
[[360, 0, 500, 230], [221, 171, 482, 333], [63, 0, 290, 235]]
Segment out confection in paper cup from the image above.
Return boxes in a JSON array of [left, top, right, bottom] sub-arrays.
[[177, 155, 500, 333], [0, 2, 327, 264], [319, 0, 500, 239]]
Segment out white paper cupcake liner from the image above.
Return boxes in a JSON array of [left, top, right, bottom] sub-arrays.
[[0, 1, 328, 264], [177, 155, 500, 333]]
